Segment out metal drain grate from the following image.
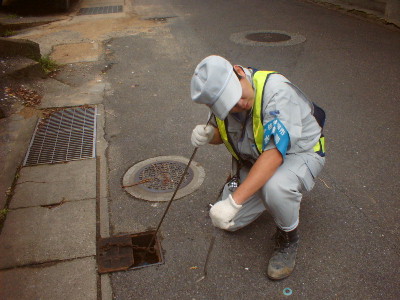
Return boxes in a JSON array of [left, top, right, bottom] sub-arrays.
[[24, 106, 97, 166], [134, 161, 194, 193], [79, 5, 123, 15]]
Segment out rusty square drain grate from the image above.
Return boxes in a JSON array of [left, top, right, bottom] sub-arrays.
[[24, 106, 96, 166], [97, 236, 134, 273], [79, 5, 123, 15], [97, 231, 163, 274]]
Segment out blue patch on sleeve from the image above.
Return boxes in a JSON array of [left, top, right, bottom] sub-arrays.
[[269, 110, 280, 116], [263, 119, 290, 157]]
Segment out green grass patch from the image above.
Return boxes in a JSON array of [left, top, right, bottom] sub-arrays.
[[38, 55, 59, 73], [0, 208, 9, 226], [0, 208, 9, 219]]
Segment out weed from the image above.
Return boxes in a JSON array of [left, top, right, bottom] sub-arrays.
[[0, 208, 9, 232], [38, 55, 59, 73], [1, 30, 16, 37], [0, 208, 9, 221]]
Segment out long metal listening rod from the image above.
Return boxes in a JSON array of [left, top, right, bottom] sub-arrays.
[[196, 175, 227, 282], [146, 114, 213, 251]]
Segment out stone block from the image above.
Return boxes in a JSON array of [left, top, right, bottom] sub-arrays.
[[0, 37, 41, 60], [0, 257, 97, 300], [0, 199, 96, 268], [11, 159, 96, 208]]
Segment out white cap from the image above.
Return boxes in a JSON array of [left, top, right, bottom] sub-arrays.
[[190, 55, 242, 120]]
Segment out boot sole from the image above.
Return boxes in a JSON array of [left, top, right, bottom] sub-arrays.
[[267, 273, 291, 280], [267, 266, 295, 280]]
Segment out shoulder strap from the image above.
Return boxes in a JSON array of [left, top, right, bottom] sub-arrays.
[[215, 116, 240, 161]]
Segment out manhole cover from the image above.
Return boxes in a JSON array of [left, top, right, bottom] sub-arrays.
[[24, 106, 96, 166], [123, 156, 205, 202], [134, 161, 194, 193], [245, 32, 291, 43], [231, 30, 306, 47]]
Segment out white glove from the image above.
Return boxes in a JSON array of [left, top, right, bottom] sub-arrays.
[[191, 125, 215, 147], [209, 194, 242, 230]]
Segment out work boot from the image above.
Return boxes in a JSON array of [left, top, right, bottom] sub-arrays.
[[267, 227, 299, 280]]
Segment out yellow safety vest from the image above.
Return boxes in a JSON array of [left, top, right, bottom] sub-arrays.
[[215, 71, 325, 161]]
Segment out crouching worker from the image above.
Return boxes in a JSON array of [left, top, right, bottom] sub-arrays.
[[190, 55, 326, 280]]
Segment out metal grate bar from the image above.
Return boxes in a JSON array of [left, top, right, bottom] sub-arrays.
[[79, 5, 123, 15], [24, 106, 97, 166]]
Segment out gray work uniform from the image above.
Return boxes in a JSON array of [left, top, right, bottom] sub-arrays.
[[210, 69, 325, 232]]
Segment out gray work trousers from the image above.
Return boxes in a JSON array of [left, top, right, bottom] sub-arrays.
[[222, 152, 325, 232]]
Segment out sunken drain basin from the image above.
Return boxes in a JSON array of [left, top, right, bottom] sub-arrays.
[[97, 231, 163, 273]]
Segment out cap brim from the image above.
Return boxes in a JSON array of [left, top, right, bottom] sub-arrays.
[[210, 73, 242, 120]]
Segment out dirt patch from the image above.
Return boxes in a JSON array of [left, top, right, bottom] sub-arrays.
[[13, 12, 162, 55], [0, 80, 44, 118], [18, 106, 40, 119], [51, 42, 100, 64]]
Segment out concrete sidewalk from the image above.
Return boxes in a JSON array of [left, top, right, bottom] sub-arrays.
[[0, 69, 111, 299], [0, 123, 110, 300], [0, 0, 127, 299]]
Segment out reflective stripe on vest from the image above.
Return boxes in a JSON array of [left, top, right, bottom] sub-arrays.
[[313, 136, 326, 157], [215, 117, 240, 161], [252, 71, 278, 154]]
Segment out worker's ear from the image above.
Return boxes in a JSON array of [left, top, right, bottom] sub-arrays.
[[233, 65, 245, 77]]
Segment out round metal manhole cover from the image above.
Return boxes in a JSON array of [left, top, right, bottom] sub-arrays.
[[231, 30, 306, 47], [245, 32, 291, 43], [134, 161, 194, 193], [123, 156, 205, 202]]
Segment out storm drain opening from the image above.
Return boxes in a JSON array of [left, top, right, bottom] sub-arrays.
[[231, 30, 306, 47], [24, 106, 96, 166], [123, 156, 205, 201], [97, 231, 163, 274], [79, 5, 123, 15]]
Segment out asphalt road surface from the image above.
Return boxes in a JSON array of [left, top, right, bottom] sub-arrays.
[[103, 0, 400, 299]]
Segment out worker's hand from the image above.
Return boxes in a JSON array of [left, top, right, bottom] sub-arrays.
[[191, 125, 215, 147], [209, 194, 242, 230]]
